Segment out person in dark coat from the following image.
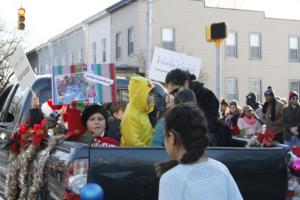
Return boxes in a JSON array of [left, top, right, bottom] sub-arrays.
[[106, 101, 127, 142], [282, 91, 300, 149], [165, 69, 219, 127], [262, 86, 284, 144], [165, 69, 231, 146]]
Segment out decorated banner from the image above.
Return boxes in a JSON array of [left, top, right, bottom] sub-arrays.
[[52, 63, 116, 106]]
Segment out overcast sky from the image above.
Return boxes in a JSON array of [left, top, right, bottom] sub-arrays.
[[0, 0, 300, 51]]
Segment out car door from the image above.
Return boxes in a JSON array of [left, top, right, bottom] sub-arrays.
[[0, 76, 52, 195], [0, 84, 24, 194]]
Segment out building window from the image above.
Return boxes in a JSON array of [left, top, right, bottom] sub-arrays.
[[250, 33, 261, 59], [162, 28, 175, 51], [225, 78, 238, 101], [79, 48, 83, 63], [225, 32, 237, 58], [102, 39, 106, 63], [289, 81, 300, 95], [128, 28, 134, 56], [289, 37, 299, 62], [116, 33, 122, 60], [92, 42, 97, 64], [249, 79, 262, 102]]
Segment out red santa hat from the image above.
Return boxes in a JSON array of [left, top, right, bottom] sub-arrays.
[[41, 99, 63, 117]]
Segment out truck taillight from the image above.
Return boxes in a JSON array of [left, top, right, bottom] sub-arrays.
[[64, 159, 88, 195]]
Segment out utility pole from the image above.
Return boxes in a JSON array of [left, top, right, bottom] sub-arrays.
[[215, 40, 222, 100], [146, 0, 152, 78]]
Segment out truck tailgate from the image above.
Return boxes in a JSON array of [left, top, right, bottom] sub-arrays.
[[89, 147, 288, 200]]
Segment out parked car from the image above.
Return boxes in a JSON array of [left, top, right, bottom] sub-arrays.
[[0, 76, 290, 200]]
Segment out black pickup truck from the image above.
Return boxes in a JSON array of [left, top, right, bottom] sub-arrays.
[[0, 76, 290, 200]]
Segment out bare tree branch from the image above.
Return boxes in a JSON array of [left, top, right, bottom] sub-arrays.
[[0, 23, 23, 93]]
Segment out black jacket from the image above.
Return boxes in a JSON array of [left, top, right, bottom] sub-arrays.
[[190, 81, 231, 147], [282, 104, 300, 141], [106, 119, 121, 142], [190, 81, 219, 127]]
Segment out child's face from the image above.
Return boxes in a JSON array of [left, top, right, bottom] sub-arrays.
[[113, 109, 124, 120], [86, 112, 106, 137]]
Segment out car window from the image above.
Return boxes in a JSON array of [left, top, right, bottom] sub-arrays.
[[117, 89, 129, 101], [18, 78, 52, 126], [0, 85, 13, 112], [7, 86, 25, 123]]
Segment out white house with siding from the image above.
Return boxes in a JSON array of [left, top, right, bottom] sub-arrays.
[[107, 0, 300, 103]]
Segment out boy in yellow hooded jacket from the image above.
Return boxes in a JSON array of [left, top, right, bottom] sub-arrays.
[[120, 76, 155, 146]]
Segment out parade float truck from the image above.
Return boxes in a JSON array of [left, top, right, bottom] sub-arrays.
[[0, 76, 292, 200]]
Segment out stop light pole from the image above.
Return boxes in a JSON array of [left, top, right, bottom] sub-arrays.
[[215, 39, 222, 101], [206, 22, 228, 100]]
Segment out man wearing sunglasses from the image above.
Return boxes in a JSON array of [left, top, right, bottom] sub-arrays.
[[165, 69, 219, 126], [282, 91, 300, 149], [164, 69, 232, 147]]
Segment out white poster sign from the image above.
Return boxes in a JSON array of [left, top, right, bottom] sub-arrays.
[[9, 47, 36, 90], [149, 47, 202, 82]]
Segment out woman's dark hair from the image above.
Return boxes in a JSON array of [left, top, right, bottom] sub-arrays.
[[155, 104, 209, 177], [174, 89, 197, 105], [165, 69, 189, 86], [262, 97, 277, 121]]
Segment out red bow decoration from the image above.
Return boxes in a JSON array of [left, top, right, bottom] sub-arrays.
[[9, 119, 48, 154], [8, 131, 21, 155], [32, 124, 47, 147], [231, 126, 240, 136], [19, 124, 34, 149], [257, 128, 275, 147]]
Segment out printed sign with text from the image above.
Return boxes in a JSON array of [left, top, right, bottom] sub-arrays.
[[149, 47, 202, 82], [9, 47, 36, 90]]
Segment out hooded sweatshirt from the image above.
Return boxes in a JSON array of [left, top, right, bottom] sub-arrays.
[[120, 76, 155, 146]]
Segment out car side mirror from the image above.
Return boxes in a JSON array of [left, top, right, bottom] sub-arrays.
[[0, 132, 9, 146]]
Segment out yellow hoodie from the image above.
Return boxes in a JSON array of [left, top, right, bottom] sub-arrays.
[[120, 76, 155, 146]]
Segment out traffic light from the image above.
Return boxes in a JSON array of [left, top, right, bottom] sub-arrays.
[[205, 25, 212, 42], [18, 7, 25, 30], [211, 22, 227, 40], [205, 22, 228, 42]]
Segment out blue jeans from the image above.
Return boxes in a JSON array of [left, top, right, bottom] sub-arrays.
[[284, 136, 300, 150]]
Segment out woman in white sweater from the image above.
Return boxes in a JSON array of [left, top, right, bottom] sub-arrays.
[[156, 104, 243, 200], [238, 105, 262, 139]]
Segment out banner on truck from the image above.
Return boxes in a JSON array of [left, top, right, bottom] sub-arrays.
[[52, 63, 117, 105]]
